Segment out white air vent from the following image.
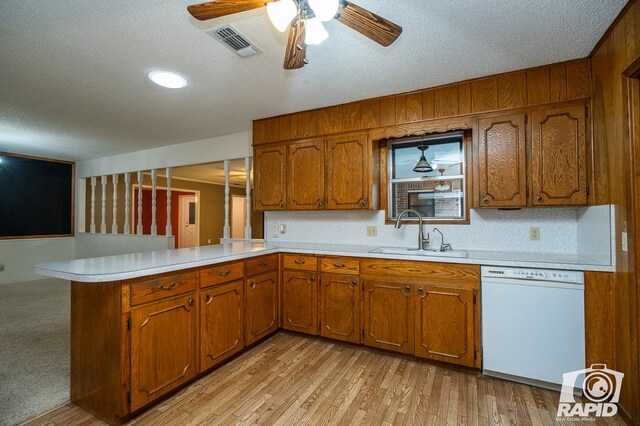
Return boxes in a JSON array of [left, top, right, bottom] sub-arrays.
[[207, 25, 260, 57]]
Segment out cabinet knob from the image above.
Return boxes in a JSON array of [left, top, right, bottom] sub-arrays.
[[350, 280, 357, 287], [536, 195, 544, 203], [259, 261, 268, 267], [159, 282, 176, 290], [188, 298, 194, 306], [358, 199, 367, 208], [316, 200, 324, 208], [418, 287, 423, 295], [307, 275, 315, 284], [482, 197, 489, 204], [280, 202, 285, 208], [218, 269, 230, 277], [404, 285, 411, 293], [294, 258, 306, 265], [333, 262, 345, 268], [204, 294, 211, 302], [249, 281, 256, 289]]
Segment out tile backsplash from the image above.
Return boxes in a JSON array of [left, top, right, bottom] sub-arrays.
[[265, 205, 613, 256]]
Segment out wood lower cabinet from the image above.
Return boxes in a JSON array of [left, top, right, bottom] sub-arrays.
[[200, 280, 244, 372], [414, 286, 477, 367], [326, 133, 372, 209], [244, 271, 279, 345], [531, 105, 587, 206], [130, 294, 197, 411], [281, 270, 318, 334], [254, 144, 287, 210], [476, 113, 527, 207], [320, 273, 360, 343], [362, 280, 415, 354]]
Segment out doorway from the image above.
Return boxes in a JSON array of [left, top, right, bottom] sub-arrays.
[[231, 195, 247, 239], [178, 195, 198, 248]]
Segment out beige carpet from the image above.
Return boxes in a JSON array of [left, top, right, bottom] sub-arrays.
[[0, 278, 70, 426]]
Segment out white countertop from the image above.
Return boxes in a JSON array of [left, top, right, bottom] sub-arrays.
[[34, 241, 614, 282]]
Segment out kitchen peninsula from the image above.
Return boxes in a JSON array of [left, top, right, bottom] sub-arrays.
[[35, 240, 612, 425]]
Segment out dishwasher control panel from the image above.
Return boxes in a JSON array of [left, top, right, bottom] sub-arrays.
[[482, 266, 583, 283]]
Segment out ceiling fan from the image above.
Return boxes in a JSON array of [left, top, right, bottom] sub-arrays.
[[187, 0, 402, 69]]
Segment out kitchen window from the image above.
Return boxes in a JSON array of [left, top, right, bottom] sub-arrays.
[[387, 131, 467, 222]]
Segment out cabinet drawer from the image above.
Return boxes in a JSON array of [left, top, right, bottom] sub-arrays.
[[201, 261, 245, 288], [246, 254, 278, 276], [130, 272, 198, 306], [320, 257, 360, 275], [282, 254, 318, 271]]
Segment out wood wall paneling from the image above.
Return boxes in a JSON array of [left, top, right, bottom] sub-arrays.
[[422, 89, 435, 120], [434, 85, 459, 118], [343, 102, 362, 132], [497, 73, 527, 110], [549, 63, 567, 103], [458, 83, 472, 115], [379, 96, 397, 126], [405, 92, 423, 122], [565, 59, 592, 101], [526, 67, 551, 106], [360, 99, 380, 129], [471, 78, 498, 113]]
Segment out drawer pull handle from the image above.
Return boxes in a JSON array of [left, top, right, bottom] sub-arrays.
[[417, 287, 423, 295], [188, 298, 194, 306], [482, 197, 489, 204], [218, 270, 230, 277], [333, 263, 345, 268], [204, 294, 211, 302], [307, 275, 315, 284], [536, 196, 544, 203], [249, 281, 256, 289], [159, 282, 177, 290], [259, 261, 268, 267], [294, 258, 305, 265]]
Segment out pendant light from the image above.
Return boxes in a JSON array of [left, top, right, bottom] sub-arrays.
[[413, 136, 433, 173]]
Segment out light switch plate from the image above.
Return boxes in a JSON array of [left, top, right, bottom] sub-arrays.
[[366, 226, 377, 237], [622, 231, 628, 252], [529, 227, 540, 241], [279, 224, 287, 234], [271, 223, 279, 238]]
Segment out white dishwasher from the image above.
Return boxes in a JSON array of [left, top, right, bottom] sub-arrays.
[[481, 266, 585, 390]]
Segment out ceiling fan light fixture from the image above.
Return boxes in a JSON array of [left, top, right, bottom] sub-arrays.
[[305, 17, 329, 45], [308, 0, 339, 21], [147, 70, 188, 89], [267, 0, 297, 32]]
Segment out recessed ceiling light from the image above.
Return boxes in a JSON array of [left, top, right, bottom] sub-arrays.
[[147, 70, 188, 89]]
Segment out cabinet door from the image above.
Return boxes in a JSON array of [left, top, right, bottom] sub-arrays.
[[362, 280, 414, 354], [414, 286, 476, 367], [326, 134, 371, 209], [288, 140, 325, 209], [476, 113, 527, 207], [531, 105, 587, 206], [244, 271, 278, 345], [282, 270, 318, 335], [254, 145, 287, 211], [200, 280, 244, 372], [130, 294, 197, 411], [320, 274, 360, 344]]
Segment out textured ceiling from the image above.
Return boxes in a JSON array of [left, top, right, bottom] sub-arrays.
[[0, 0, 627, 161]]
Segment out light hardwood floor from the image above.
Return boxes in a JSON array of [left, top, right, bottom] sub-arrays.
[[26, 332, 625, 426]]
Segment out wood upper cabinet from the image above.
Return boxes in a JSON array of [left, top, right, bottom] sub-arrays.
[[362, 280, 414, 354], [200, 280, 244, 372], [130, 294, 197, 411], [414, 286, 477, 367], [281, 270, 318, 335], [476, 113, 527, 207], [531, 105, 587, 206], [326, 133, 371, 209], [320, 273, 360, 344], [244, 271, 278, 345], [288, 140, 325, 210], [254, 144, 286, 211]]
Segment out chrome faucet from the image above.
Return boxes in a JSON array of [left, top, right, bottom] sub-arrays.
[[395, 209, 429, 251], [433, 227, 453, 252]]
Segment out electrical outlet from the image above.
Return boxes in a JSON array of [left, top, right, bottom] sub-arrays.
[[271, 223, 279, 238], [207, 239, 211, 244], [622, 231, 628, 252], [529, 227, 540, 241], [0, 264, 4, 272], [366, 226, 377, 237], [279, 224, 287, 234]]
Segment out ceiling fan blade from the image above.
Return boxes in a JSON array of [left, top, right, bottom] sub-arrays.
[[335, 1, 402, 47], [283, 21, 307, 70], [187, 0, 272, 21]]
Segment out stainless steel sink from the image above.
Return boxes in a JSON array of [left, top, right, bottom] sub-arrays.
[[369, 247, 468, 258]]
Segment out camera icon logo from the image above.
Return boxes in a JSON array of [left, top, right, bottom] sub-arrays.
[[557, 364, 624, 418]]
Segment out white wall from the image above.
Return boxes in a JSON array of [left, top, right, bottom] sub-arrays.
[[0, 238, 75, 284], [265, 207, 612, 255], [76, 131, 252, 178], [74, 233, 174, 259]]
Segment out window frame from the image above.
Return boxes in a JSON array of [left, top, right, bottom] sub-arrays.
[[379, 130, 473, 225]]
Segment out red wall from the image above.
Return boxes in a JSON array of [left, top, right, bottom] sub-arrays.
[[133, 188, 194, 248]]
